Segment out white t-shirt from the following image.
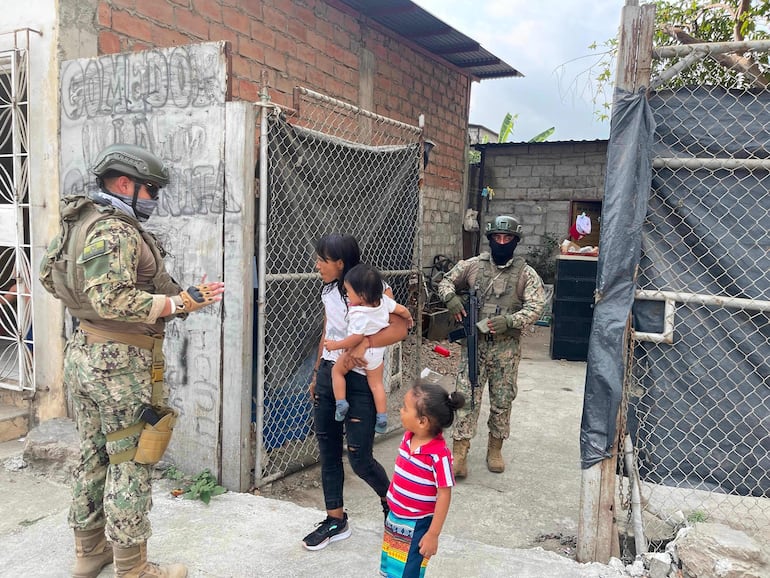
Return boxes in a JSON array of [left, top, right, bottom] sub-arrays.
[[348, 294, 396, 337], [320, 282, 392, 374], [347, 296, 397, 371]]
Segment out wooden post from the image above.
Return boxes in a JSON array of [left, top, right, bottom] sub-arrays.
[[220, 102, 256, 492], [576, 0, 655, 563]]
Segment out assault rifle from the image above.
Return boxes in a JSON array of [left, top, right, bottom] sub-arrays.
[[447, 289, 480, 408]]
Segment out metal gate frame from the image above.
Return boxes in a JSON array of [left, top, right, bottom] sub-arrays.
[[578, 3, 770, 563], [0, 28, 37, 392], [621, 26, 770, 557], [253, 84, 424, 486]]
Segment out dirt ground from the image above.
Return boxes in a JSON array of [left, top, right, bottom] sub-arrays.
[[258, 325, 588, 560]]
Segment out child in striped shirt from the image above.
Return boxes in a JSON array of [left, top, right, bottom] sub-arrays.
[[380, 380, 466, 578]]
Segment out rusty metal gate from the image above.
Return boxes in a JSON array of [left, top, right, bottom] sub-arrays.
[[253, 86, 423, 485]]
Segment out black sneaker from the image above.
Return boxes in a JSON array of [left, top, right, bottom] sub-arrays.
[[302, 513, 351, 551]]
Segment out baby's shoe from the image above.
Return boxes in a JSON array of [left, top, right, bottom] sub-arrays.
[[335, 400, 350, 422], [375, 413, 388, 434]]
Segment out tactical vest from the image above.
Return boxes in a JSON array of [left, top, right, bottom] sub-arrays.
[[474, 253, 526, 338], [40, 195, 179, 321]]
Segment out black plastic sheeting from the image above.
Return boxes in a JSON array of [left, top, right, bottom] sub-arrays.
[[580, 88, 655, 469], [580, 86, 770, 498], [632, 87, 770, 497]]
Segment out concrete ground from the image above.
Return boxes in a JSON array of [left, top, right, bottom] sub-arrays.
[[0, 327, 632, 577], [262, 326, 590, 555]]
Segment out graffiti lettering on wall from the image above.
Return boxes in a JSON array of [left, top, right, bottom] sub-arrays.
[[163, 323, 219, 458], [61, 157, 235, 217], [61, 45, 225, 120], [60, 43, 241, 215]]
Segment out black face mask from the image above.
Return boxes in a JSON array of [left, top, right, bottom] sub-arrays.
[[489, 237, 518, 265]]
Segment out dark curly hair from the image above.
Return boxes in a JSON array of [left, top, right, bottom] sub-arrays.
[[411, 380, 466, 437], [344, 263, 383, 306]]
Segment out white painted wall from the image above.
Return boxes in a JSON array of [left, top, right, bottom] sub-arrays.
[[1, 2, 71, 418]]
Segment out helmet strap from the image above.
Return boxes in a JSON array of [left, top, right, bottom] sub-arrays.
[[130, 180, 142, 216]]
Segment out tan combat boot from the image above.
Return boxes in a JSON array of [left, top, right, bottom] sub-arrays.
[[113, 542, 188, 577], [452, 439, 470, 479], [73, 527, 113, 578], [486, 434, 505, 473]]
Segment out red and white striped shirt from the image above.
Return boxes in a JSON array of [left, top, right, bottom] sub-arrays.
[[386, 431, 455, 519]]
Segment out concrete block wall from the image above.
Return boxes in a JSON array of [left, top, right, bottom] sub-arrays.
[[477, 140, 608, 255], [93, 0, 468, 264]]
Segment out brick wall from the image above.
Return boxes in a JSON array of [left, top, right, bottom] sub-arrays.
[[93, 0, 468, 263], [474, 140, 608, 256]]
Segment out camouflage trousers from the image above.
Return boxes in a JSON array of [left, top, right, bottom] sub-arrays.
[[64, 330, 157, 547], [452, 333, 521, 441]]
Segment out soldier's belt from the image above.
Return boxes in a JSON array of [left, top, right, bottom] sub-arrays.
[[80, 323, 165, 393], [79, 323, 163, 351]]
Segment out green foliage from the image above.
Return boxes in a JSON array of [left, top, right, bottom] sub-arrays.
[[166, 467, 226, 505], [687, 510, 708, 524], [525, 233, 560, 284], [162, 465, 185, 481], [182, 469, 226, 505], [498, 112, 518, 142], [469, 114, 555, 164], [651, 0, 770, 88], [584, 1, 770, 120], [528, 127, 555, 142]]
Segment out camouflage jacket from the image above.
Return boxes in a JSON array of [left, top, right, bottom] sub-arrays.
[[437, 252, 545, 331], [40, 196, 181, 334]]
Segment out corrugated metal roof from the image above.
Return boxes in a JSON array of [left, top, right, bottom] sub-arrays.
[[335, 0, 523, 80]]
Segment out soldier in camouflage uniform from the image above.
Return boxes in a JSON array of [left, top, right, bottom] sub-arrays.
[[438, 215, 545, 478], [39, 144, 224, 578]]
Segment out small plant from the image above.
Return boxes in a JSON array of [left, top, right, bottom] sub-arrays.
[[169, 468, 227, 505], [162, 465, 185, 481], [687, 510, 708, 524], [526, 233, 559, 284]]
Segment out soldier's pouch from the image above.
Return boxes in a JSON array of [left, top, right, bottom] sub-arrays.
[[134, 407, 178, 465]]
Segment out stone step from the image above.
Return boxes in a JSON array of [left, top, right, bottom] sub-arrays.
[[0, 404, 29, 444], [0, 438, 25, 461]]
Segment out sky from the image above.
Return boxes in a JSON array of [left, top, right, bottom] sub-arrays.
[[411, 0, 626, 142]]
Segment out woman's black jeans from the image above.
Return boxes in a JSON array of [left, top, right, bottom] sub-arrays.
[[314, 359, 390, 511]]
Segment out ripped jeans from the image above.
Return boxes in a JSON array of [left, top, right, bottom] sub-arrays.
[[314, 359, 390, 511]]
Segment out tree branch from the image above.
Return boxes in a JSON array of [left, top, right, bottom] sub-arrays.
[[664, 24, 770, 88]]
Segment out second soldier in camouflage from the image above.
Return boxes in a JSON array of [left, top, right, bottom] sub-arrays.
[[438, 215, 545, 478]]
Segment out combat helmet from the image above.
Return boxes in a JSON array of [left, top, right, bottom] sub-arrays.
[[91, 144, 169, 187], [485, 215, 523, 240]]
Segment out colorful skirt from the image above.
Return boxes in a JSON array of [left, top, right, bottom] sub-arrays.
[[380, 512, 433, 578]]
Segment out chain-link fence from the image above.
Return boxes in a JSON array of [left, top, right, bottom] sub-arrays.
[[254, 87, 423, 485], [621, 43, 770, 553]]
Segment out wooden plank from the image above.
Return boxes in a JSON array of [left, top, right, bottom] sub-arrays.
[[615, 3, 642, 92], [220, 102, 256, 491], [595, 454, 619, 562], [577, 463, 602, 562], [635, 4, 656, 90]]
